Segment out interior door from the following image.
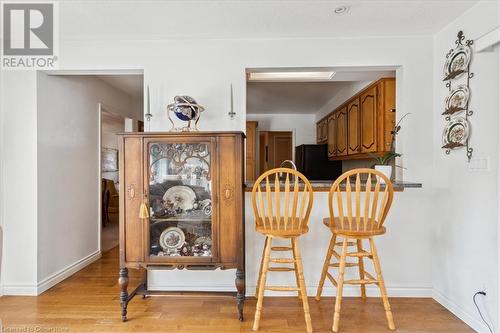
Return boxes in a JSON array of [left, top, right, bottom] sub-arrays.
[[336, 107, 348, 156], [360, 86, 378, 153], [348, 98, 360, 155], [245, 121, 258, 181], [259, 131, 293, 175]]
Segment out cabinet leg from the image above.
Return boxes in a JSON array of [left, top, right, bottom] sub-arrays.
[[119, 267, 129, 322], [235, 269, 245, 321]]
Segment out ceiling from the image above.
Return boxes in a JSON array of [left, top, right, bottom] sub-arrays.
[[247, 68, 395, 114], [97, 75, 143, 99], [59, 1, 479, 40], [247, 81, 353, 114]]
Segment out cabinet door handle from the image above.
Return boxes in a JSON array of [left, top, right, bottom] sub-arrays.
[[225, 189, 231, 199]]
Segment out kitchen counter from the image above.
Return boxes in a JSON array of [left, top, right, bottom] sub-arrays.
[[244, 180, 422, 192]]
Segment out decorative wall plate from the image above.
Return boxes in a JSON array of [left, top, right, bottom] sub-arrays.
[[159, 227, 186, 250], [442, 117, 470, 149], [443, 84, 469, 115], [163, 185, 197, 211], [443, 44, 471, 80]]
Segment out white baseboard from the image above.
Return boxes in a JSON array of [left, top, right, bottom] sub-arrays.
[[3, 250, 101, 296], [36, 250, 102, 295], [148, 283, 432, 298], [433, 288, 489, 333], [2, 284, 38, 296]]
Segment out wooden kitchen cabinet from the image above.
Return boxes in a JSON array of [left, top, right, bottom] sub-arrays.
[[118, 131, 245, 322], [336, 106, 348, 156], [316, 118, 328, 144], [360, 86, 378, 153], [347, 98, 360, 155], [327, 113, 336, 158], [317, 78, 395, 161]]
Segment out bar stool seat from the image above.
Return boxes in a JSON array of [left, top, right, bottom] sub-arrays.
[[323, 217, 386, 237], [256, 219, 309, 237]]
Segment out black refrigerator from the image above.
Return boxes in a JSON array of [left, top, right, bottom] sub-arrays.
[[295, 144, 342, 180]]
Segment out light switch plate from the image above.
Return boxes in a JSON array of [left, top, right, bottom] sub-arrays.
[[468, 157, 490, 172]]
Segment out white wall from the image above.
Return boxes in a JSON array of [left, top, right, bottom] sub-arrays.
[[246, 113, 316, 149], [315, 81, 373, 121], [432, 2, 500, 332], [36, 74, 142, 292], [1, 71, 39, 295]]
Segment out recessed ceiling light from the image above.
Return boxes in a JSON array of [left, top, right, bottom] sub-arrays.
[[248, 71, 336, 81], [334, 5, 349, 15]]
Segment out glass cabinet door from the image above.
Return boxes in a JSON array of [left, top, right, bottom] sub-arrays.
[[148, 141, 214, 259]]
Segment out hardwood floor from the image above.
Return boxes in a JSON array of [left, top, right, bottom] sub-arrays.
[[0, 247, 472, 332]]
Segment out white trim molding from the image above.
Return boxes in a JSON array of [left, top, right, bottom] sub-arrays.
[[475, 26, 500, 53], [433, 288, 489, 333], [35, 250, 102, 296], [2, 284, 38, 296]]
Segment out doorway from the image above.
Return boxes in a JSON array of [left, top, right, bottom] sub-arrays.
[[100, 108, 126, 252], [259, 131, 293, 175]]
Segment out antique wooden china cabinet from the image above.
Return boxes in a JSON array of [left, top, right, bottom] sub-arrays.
[[118, 131, 245, 321]]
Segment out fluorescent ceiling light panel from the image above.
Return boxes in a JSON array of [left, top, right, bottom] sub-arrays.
[[248, 71, 336, 81]]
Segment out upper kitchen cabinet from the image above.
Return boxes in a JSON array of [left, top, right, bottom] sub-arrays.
[[347, 98, 360, 155], [316, 118, 328, 144], [360, 86, 378, 153], [317, 78, 395, 161], [327, 113, 336, 158], [336, 106, 348, 157]]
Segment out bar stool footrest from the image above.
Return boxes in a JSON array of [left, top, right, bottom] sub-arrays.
[[268, 267, 295, 272], [270, 258, 296, 263], [344, 279, 378, 285], [265, 286, 301, 292], [271, 246, 293, 251]]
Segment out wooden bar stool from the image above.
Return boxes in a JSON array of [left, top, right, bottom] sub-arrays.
[[315, 168, 395, 332], [251, 168, 314, 333]]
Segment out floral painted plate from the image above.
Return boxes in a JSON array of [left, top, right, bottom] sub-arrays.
[[443, 44, 471, 80], [443, 84, 469, 115], [159, 227, 185, 250], [163, 185, 197, 211], [442, 117, 470, 150]]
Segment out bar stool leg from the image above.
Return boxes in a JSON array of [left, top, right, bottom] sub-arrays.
[[356, 239, 367, 300], [292, 238, 302, 300], [292, 237, 312, 333], [316, 234, 336, 300], [369, 237, 395, 330], [332, 238, 348, 333], [253, 236, 272, 331], [255, 236, 269, 298]]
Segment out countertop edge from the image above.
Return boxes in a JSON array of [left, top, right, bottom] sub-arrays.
[[244, 181, 422, 192]]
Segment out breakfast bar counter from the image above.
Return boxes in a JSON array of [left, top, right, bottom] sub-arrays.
[[244, 180, 422, 192]]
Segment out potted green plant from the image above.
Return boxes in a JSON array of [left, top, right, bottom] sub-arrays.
[[372, 152, 401, 182], [371, 113, 410, 182]]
